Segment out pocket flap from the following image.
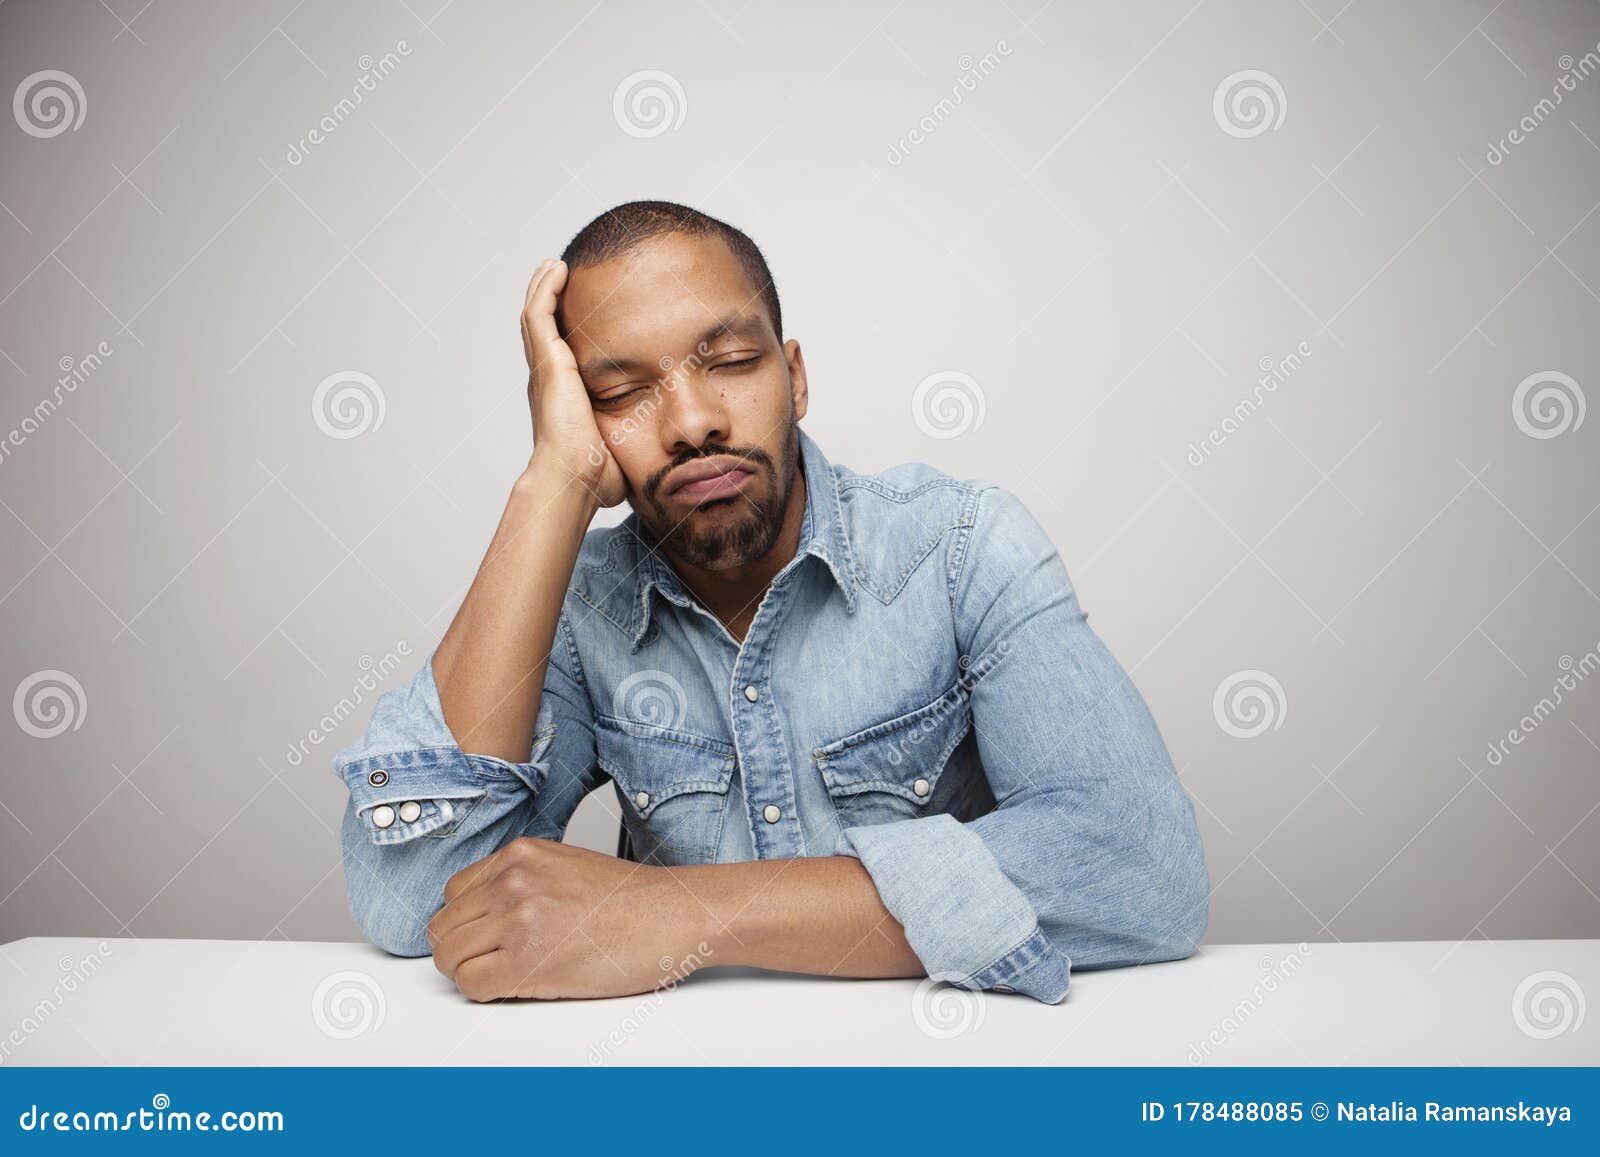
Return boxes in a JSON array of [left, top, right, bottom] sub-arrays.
[[594, 718, 737, 818], [813, 684, 971, 803]]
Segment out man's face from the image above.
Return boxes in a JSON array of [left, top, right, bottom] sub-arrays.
[[557, 232, 808, 571]]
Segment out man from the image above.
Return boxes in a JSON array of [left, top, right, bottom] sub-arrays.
[[333, 200, 1208, 1004]]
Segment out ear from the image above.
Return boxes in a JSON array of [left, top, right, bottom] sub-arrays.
[[784, 339, 809, 422]]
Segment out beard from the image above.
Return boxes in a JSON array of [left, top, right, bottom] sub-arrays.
[[636, 418, 801, 571]]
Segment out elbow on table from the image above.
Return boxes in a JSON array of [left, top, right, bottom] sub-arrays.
[[344, 866, 434, 959], [1093, 793, 1210, 967], [1142, 797, 1211, 962], [338, 804, 435, 959]]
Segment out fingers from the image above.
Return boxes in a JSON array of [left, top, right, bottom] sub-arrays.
[[524, 260, 569, 362], [444, 844, 507, 904], [523, 258, 554, 311], [455, 950, 513, 1002], [426, 886, 494, 947], [432, 915, 502, 980]]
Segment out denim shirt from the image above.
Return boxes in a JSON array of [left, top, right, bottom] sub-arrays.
[[333, 428, 1209, 1003]]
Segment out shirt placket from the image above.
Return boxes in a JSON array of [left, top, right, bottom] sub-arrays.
[[728, 573, 804, 860]]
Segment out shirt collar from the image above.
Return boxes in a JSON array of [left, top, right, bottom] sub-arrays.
[[626, 427, 858, 651]]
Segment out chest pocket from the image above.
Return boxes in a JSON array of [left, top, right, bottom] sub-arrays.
[[595, 718, 737, 865], [813, 681, 973, 829]]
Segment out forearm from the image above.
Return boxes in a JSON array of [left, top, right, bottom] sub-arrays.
[[666, 855, 926, 980], [432, 458, 599, 762]]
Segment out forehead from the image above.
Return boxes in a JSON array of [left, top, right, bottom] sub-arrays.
[[558, 231, 767, 351]]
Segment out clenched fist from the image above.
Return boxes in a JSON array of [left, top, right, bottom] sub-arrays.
[[427, 836, 713, 1001]]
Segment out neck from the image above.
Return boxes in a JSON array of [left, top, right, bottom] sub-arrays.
[[669, 459, 808, 642]]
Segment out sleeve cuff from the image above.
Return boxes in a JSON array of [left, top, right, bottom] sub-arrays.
[[335, 736, 551, 846], [837, 812, 1070, 1004]]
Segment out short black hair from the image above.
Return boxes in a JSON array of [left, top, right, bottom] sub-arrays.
[[559, 200, 782, 341]]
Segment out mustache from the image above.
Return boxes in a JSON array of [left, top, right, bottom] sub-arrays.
[[646, 444, 773, 499]]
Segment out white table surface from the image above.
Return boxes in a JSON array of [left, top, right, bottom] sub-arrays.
[[2, 937, 1595, 1065]]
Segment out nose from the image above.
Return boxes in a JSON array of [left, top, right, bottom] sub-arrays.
[[659, 372, 728, 454]]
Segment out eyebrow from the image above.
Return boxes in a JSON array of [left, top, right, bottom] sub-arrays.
[[577, 313, 767, 382]]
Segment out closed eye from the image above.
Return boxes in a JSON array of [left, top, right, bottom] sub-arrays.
[[711, 356, 760, 372]]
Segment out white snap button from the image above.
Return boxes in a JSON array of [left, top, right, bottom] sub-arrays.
[[763, 804, 781, 823], [371, 805, 396, 829], [635, 791, 650, 809], [398, 801, 421, 823], [744, 684, 759, 702], [913, 778, 930, 798]]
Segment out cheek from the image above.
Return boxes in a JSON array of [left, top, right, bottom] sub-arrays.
[[592, 417, 654, 479], [722, 370, 790, 424]]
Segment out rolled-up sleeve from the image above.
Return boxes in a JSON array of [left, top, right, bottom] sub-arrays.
[[333, 607, 600, 956], [838, 485, 1210, 1003]]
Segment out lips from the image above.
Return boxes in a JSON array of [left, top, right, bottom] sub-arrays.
[[665, 457, 755, 503]]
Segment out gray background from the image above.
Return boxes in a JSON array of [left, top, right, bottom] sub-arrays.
[[1, 0, 1597, 955]]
